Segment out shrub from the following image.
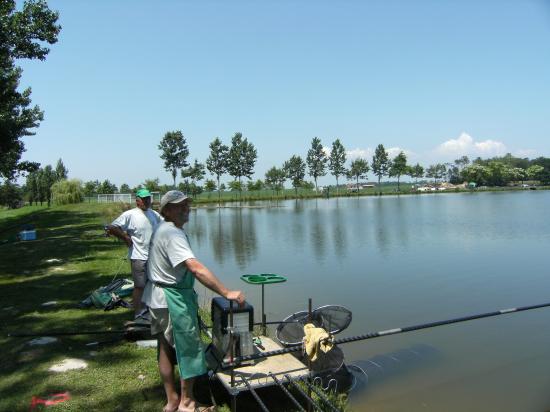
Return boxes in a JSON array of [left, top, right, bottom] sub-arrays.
[[51, 179, 84, 205]]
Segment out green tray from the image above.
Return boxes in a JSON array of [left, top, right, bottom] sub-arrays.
[[240, 273, 287, 285]]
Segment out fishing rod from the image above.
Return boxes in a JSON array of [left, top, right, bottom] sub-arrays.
[[7, 330, 125, 338], [223, 300, 550, 367]]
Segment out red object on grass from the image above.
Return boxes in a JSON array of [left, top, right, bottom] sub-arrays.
[[29, 392, 70, 410]]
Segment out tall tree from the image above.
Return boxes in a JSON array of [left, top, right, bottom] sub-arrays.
[[306, 137, 327, 193], [158, 130, 189, 187], [0, 0, 61, 180], [328, 139, 346, 196], [181, 159, 206, 197], [389, 151, 408, 192], [408, 163, 424, 184], [119, 183, 131, 193], [371, 144, 390, 194], [54, 158, 68, 180], [347, 158, 369, 195], [227, 132, 257, 195], [38, 165, 55, 206], [284, 155, 306, 196], [206, 137, 229, 203], [265, 166, 286, 195], [25, 170, 39, 205]]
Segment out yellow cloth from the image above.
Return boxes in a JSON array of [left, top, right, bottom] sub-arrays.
[[302, 323, 334, 361]]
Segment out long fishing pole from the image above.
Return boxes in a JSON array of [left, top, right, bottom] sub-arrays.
[[8, 330, 125, 338], [224, 300, 550, 367]]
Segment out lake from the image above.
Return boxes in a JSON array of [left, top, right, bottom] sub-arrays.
[[187, 190, 550, 412]]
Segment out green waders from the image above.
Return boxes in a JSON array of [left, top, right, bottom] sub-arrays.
[[162, 275, 206, 380]]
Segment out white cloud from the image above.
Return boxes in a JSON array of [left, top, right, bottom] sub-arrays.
[[346, 146, 414, 161], [435, 132, 507, 159], [514, 149, 537, 158], [346, 148, 374, 160]]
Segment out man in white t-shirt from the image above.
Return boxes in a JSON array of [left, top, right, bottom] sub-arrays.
[[106, 188, 161, 317], [143, 190, 244, 412]]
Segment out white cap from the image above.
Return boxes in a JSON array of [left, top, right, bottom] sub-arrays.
[[160, 190, 188, 212]]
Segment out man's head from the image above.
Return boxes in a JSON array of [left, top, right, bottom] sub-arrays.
[[160, 190, 191, 226], [135, 188, 152, 210]]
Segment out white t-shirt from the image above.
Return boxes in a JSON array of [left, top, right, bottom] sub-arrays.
[[111, 207, 162, 260], [143, 221, 196, 309]]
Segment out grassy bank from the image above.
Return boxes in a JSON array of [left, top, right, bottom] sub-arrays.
[[0, 203, 171, 411]]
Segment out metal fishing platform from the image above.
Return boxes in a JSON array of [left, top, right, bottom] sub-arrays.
[[209, 336, 310, 392]]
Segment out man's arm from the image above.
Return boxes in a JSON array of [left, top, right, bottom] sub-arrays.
[[105, 225, 132, 247], [184, 258, 245, 304]]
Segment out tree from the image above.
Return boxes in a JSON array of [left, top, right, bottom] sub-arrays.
[[347, 158, 369, 194], [389, 151, 408, 191], [228, 180, 243, 192], [461, 164, 489, 186], [247, 180, 264, 192], [54, 158, 68, 180], [142, 178, 160, 192], [0, 0, 61, 180], [204, 179, 217, 193], [97, 179, 117, 194], [119, 183, 131, 193], [206, 137, 229, 203], [408, 163, 424, 184], [181, 159, 206, 197], [227, 132, 257, 197], [527, 165, 544, 181], [371, 144, 390, 194], [37, 165, 55, 206], [158, 130, 189, 187], [328, 139, 346, 195], [306, 137, 327, 193], [265, 166, 286, 195], [284, 155, 306, 195], [83, 180, 99, 198], [51, 179, 83, 205], [25, 170, 39, 205], [0, 181, 22, 208]]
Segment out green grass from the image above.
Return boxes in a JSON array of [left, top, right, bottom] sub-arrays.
[[0, 203, 351, 412], [0, 203, 167, 411]]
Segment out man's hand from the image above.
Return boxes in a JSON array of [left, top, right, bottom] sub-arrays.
[[226, 290, 245, 307]]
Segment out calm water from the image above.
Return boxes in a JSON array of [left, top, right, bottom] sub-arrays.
[[187, 191, 550, 412]]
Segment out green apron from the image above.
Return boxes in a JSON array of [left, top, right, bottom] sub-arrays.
[[162, 273, 206, 380]]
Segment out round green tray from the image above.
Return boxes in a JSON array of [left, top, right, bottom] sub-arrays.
[[240, 273, 287, 285]]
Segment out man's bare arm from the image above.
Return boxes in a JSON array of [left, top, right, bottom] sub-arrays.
[[184, 258, 245, 304], [105, 225, 132, 247]]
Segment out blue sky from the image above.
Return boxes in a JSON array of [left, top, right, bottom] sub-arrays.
[[17, 0, 550, 187]]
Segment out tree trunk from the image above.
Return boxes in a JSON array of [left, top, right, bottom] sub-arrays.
[[336, 176, 339, 196], [397, 176, 400, 191], [172, 170, 177, 188], [217, 176, 221, 206]]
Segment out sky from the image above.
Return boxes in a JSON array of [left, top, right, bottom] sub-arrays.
[[16, 0, 550, 187]]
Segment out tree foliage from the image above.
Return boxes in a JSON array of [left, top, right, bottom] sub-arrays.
[[265, 166, 286, 195], [388, 151, 408, 191], [328, 139, 346, 195], [408, 163, 424, 184], [51, 179, 83, 204], [347, 158, 369, 194], [54, 158, 68, 180], [306, 137, 327, 192], [371, 144, 390, 193], [158, 130, 189, 187], [284, 155, 306, 195], [0, 0, 61, 180], [206, 137, 229, 202], [227, 132, 257, 185]]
